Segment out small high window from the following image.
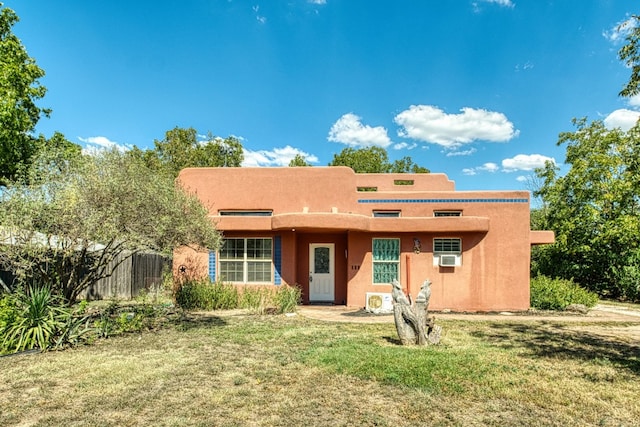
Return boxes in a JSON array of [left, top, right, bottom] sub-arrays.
[[219, 211, 273, 216], [373, 210, 401, 218], [434, 211, 462, 217]]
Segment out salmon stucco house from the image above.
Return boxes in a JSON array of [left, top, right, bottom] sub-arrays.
[[174, 166, 554, 312]]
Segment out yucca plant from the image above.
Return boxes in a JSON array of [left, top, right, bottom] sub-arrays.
[[2, 286, 60, 352]]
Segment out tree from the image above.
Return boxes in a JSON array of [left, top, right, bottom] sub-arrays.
[[618, 15, 640, 98], [534, 118, 640, 301], [0, 148, 221, 303], [329, 146, 429, 173], [146, 127, 244, 177], [329, 146, 389, 173], [0, 4, 51, 185], [288, 154, 311, 167], [389, 156, 430, 173]]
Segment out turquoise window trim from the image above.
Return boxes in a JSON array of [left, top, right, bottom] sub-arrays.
[[274, 236, 282, 285], [358, 198, 528, 204], [208, 251, 216, 282]]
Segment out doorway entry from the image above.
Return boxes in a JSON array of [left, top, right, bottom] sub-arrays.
[[309, 243, 335, 302]]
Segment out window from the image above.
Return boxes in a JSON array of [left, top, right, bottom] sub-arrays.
[[373, 210, 401, 218], [219, 238, 272, 283], [434, 211, 462, 217], [433, 238, 462, 267], [372, 238, 400, 284], [219, 211, 272, 216]]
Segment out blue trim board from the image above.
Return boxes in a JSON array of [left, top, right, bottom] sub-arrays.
[[358, 198, 529, 204], [208, 251, 216, 282], [274, 236, 282, 285]]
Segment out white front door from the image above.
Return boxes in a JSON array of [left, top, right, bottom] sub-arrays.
[[309, 243, 335, 302]]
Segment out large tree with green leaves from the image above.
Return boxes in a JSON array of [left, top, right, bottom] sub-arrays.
[[329, 146, 429, 173], [534, 118, 640, 301], [0, 3, 51, 185], [0, 148, 221, 303], [618, 15, 640, 98], [135, 127, 244, 177]]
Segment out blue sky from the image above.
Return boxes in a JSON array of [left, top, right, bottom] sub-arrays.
[[7, 0, 640, 192]]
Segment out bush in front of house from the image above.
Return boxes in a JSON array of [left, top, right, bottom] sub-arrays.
[[174, 279, 239, 310], [173, 278, 301, 314], [272, 284, 302, 314], [530, 275, 599, 311]]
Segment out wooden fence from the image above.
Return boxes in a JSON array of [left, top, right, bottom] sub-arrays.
[[82, 252, 171, 300]]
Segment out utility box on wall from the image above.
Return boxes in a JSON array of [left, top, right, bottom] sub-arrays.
[[365, 292, 393, 313]]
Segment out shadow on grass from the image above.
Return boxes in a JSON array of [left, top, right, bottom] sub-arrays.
[[174, 312, 228, 330], [471, 322, 640, 375]]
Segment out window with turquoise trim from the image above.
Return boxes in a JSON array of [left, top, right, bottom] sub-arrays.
[[372, 238, 400, 284], [219, 238, 272, 283]]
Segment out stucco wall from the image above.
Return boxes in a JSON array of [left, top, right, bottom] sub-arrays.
[[175, 167, 547, 312]]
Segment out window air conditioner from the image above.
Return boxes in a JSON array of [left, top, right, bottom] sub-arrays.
[[439, 254, 457, 267]]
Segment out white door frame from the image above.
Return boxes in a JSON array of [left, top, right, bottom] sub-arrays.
[[309, 243, 335, 302]]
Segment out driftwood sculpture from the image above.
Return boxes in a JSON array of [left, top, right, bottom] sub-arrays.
[[391, 279, 441, 345]]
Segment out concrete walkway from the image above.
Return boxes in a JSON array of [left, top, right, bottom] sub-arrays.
[[297, 304, 640, 323]]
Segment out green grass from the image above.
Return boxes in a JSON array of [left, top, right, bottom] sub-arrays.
[[1, 312, 639, 426]]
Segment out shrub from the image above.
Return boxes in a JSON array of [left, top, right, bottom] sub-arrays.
[[1, 286, 93, 353], [174, 279, 239, 310], [239, 286, 274, 314], [0, 295, 19, 353], [530, 275, 599, 311], [273, 284, 302, 314]]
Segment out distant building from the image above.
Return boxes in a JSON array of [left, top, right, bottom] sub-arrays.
[[174, 167, 554, 312]]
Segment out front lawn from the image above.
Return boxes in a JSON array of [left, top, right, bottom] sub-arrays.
[[1, 312, 639, 426]]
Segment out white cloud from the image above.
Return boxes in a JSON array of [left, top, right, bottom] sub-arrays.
[[463, 162, 499, 175], [308, 0, 326, 4], [483, 0, 514, 7], [446, 148, 477, 157], [603, 17, 638, 44], [502, 154, 555, 172], [473, 0, 514, 12], [604, 109, 640, 131], [242, 145, 318, 167], [479, 162, 500, 173], [78, 136, 131, 155], [394, 105, 519, 148], [328, 113, 392, 148], [628, 95, 640, 107], [393, 142, 417, 150], [515, 61, 534, 72], [516, 176, 527, 182], [464, 154, 554, 176], [252, 5, 266, 24]]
